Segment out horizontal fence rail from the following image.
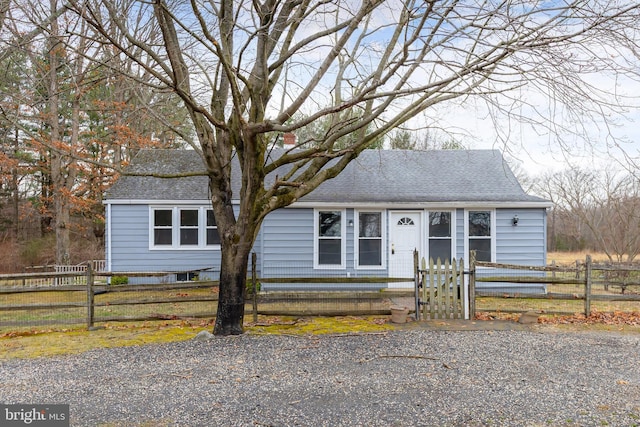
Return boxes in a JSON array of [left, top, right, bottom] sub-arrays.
[[470, 253, 640, 318], [0, 260, 415, 330], [2, 254, 640, 330]]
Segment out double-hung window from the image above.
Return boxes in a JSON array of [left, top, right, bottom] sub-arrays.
[[358, 211, 383, 267], [153, 209, 173, 246], [315, 210, 345, 268], [150, 207, 220, 249], [468, 210, 492, 262], [428, 211, 452, 262], [179, 209, 199, 245]]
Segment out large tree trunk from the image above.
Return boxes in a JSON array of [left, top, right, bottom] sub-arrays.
[[209, 144, 263, 335], [213, 244, 250, 335]]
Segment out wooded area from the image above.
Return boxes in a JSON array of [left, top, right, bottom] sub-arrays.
[[0, 0, 190, 272]]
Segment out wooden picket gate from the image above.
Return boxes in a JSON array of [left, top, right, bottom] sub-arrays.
[[414, 256, 468, 320]]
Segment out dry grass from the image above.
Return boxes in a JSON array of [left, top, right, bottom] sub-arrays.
[[0, 321, 205, 360], [0, 288, 220, 326], [547, 251, 610, 265]]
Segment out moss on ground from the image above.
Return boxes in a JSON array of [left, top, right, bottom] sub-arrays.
[[0, 316, 394, 360], [0, 322, 204, 360], [247, 315, 393, 335]]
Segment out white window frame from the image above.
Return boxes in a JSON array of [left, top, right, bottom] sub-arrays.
[[426, 210, 455, 263], [314, 208, 346, 269], [149, 206, 221, 250], [151, 207, 174, 247], [355, 210, 386, 269], [464, 209, 496, 264], [179, 208, 200, 246]]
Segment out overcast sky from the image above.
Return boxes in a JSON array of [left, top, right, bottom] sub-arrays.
[[423, 73, 640, 178]]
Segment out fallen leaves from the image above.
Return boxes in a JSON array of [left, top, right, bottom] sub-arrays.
[[538, 310, 640, 325], [474, 312, 519, 321], [476, 310, 640, 325]]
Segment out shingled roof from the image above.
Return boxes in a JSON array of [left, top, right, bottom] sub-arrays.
[[105, 148, 549, 206]]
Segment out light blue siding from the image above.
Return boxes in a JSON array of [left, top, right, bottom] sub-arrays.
[[107, 204, 548, 289], [495, 209, 546, 265], [480, 208, 548, 294], [108, 204, 263, 284], [260, 208, 388, 290], [109, 205, 221, 272]]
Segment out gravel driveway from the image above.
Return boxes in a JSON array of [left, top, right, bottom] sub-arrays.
[[1, 328, 639, 427]]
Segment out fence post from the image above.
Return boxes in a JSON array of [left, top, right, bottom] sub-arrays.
[[584, 254, 592, 317], [252, 252, 258, 323], [86, 261, 95, 330], [413, 249, 420, 321], [469, 250, 476, 319]]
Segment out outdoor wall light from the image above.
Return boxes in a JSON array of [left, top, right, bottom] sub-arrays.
[[348, 219, 354, 227], [512, 215, 519, 226]]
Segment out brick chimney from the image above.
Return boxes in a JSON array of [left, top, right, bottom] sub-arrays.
[[283, 133, 296, 147]]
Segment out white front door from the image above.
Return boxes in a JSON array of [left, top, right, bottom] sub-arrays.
[[389, 211, 422, 288]]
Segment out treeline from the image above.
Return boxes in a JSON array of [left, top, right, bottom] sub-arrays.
[[534, 168, 640, 263]]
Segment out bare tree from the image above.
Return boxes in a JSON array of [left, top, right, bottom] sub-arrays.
[[70, 0, 640, 334], [535, 168, 640, 262]]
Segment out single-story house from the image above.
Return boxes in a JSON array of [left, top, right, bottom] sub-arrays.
[[103, 148, 552, 289]]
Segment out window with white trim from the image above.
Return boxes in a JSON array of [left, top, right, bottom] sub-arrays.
[[315, 210, 345, 267], [468, 210, 492, 262], [150, 207, 220, 249], [358, 211, 383, 267], [153, 209, 173, 246], [428, 211, 452, 262], [180, 209, 199, 245]]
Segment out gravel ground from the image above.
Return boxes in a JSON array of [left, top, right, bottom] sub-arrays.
[[1, 328, 639, 427]]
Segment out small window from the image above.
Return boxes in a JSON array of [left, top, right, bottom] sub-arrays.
[[176, 272, 198, 282], [469, 210, 492, 262], [180, 209, 199, 245], [316, 210, 345, 267], [358, 212, 382, 266], [429, 211, 451, 262], [153, 209, 173, 245], [397, 217, 415, 226]]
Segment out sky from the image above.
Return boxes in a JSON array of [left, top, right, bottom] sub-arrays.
[[432, 100, 640, 177], [408, 61, 640, 179], [172, 0, 640, 179], [277, 2, 640, 179]]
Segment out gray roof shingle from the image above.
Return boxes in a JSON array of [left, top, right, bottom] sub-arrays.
[[105, 149, 548, 205]]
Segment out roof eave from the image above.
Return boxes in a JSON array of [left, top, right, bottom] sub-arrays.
[[287, 200, 552, 209], [104, 199, 551, 209]]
